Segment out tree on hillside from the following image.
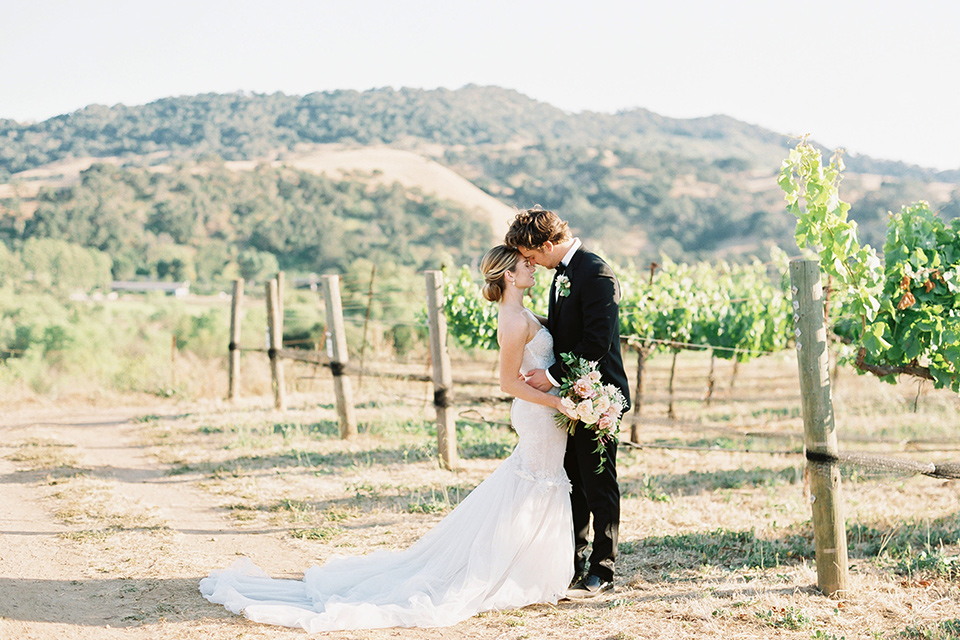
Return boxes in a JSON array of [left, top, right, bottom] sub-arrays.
[[19, 238, 112, 292]]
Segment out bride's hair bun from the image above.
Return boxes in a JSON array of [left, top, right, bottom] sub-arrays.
[[482, 280, 503, 303], [480, 245, 520, 303]]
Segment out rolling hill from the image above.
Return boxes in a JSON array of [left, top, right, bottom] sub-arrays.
[[1, 86, 958, 282]]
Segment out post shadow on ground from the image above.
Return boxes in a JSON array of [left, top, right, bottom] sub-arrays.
[[0, 577, 231, 626], [619, 464, 804, 499]]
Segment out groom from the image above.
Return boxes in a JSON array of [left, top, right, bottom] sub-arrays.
[[505, 206, 630, 598]]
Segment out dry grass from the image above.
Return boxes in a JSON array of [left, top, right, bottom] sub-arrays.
[[136, 350, 960, 637], [5, 437, 79, 471], [2, 348, 960, 639]]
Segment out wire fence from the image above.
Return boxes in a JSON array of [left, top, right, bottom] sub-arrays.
[[229, 270, 960, 493]]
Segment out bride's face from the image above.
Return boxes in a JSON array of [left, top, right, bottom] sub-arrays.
[[510, 257, 537, 290]]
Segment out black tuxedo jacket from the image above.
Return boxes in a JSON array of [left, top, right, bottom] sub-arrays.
[[548, 247, 631, 412]]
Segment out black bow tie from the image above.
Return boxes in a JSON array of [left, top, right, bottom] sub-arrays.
[[555, 263, 566, 275]]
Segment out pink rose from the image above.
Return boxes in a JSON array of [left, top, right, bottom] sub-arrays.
[[598, 414, 616, 431], [573, 378, 597, 398]]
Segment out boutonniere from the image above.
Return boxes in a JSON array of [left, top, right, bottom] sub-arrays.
[[556, 274, 571, 297]]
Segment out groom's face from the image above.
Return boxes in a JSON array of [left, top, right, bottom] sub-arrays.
[[518, 242, 559, 269]]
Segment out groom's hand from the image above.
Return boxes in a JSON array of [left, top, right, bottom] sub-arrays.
[[523, 368, 555, 392]]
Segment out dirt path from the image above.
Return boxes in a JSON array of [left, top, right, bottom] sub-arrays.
[[0, 404, 311, 639], [0, 402, 467, 640]]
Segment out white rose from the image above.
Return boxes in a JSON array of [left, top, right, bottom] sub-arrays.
[[561, 397, 577, 412], [576, 399, 595, 421], [594, 395, 611, 413]]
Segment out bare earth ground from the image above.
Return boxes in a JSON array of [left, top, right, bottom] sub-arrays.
[[2, 352, 960, 639]]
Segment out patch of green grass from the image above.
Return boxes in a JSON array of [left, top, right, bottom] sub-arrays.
[[290, 526, 341, 540], [195, 425, 223, 434], [165, 463, 195, 476], [626, 466, 803, 497], [363, 418, 433, 438], [223, 499, 322, 524], [896, 550, 960, 579], [847, 514, 960, 567], [570, 612, 596, 627], [636, 527, 812, 570], [347, 481, 391, 500], [272, 420, 340, 439], [270, 498, 315, 513], [407, 500, 448, 514], [652, 435, 803, 454], [134, 413, 191, 423], [456, 421, 517, 459], [213, 442, 438, 474], [405, 483, 472, 514], [269, 499, 321, 523], [324, 506, 357, 522], [754, 605, 811, 630], [224, 502, 259, 511], [900, 619, 960, 639], [750, 406, 802, 420], [810, 631, 847, 640], [622, 474, 671, 502]]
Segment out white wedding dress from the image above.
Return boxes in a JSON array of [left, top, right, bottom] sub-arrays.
[[200, 322, 574, 632]]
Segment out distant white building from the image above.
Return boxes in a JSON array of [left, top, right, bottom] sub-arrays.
[[291, 275, 320, 291], [111, 281, 190, 297]]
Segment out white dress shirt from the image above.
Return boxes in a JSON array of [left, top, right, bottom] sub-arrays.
[[545, 238, 581, 387]]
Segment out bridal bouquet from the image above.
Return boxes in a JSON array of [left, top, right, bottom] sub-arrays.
[[554, 352, 626, 471]]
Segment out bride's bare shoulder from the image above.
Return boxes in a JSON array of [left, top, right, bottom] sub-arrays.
[[497, 306, 524, 332], [499, 306, 541, 347]]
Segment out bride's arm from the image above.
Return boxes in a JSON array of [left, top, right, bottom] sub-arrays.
[[498, 314, 567, 412]]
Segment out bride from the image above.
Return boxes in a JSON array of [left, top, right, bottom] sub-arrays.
[[200, 245, 578, 632]]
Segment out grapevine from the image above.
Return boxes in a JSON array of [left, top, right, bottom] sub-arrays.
[[445, 254, 792, 363], [779, 140, 960, 392]]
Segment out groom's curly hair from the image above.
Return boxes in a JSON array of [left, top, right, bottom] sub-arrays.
[[504, 206, 571, 250]]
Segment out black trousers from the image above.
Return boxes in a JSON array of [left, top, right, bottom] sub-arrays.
[[563, 425, 619, 582]]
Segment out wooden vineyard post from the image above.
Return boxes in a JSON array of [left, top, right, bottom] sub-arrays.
[[425, 270, 458, 471], [705, 350, 716, 406], [321, 275, 357, 438], [266, 279, 286, 411], [228, 278, 244, 401], [170, 334, 177, 388], [631, 345, 646, 443], [276, 270, 285, 342], [789, 259, 848, 597], [667, 349, 679, 419], [358, 264, 377, 392]]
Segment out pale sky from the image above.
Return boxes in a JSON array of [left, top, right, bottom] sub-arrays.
[[2, 0, 959, 170]]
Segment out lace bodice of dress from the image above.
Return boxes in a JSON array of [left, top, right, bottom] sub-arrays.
[[519, 325, 555, 375], [509, 315, 569, 490]]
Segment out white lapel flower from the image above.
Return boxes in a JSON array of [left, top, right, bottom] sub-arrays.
[[556, 274, 571, 298]]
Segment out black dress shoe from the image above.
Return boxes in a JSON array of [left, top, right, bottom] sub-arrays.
[[565, 574, 614, 599], [568, 572, 587, 590]]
